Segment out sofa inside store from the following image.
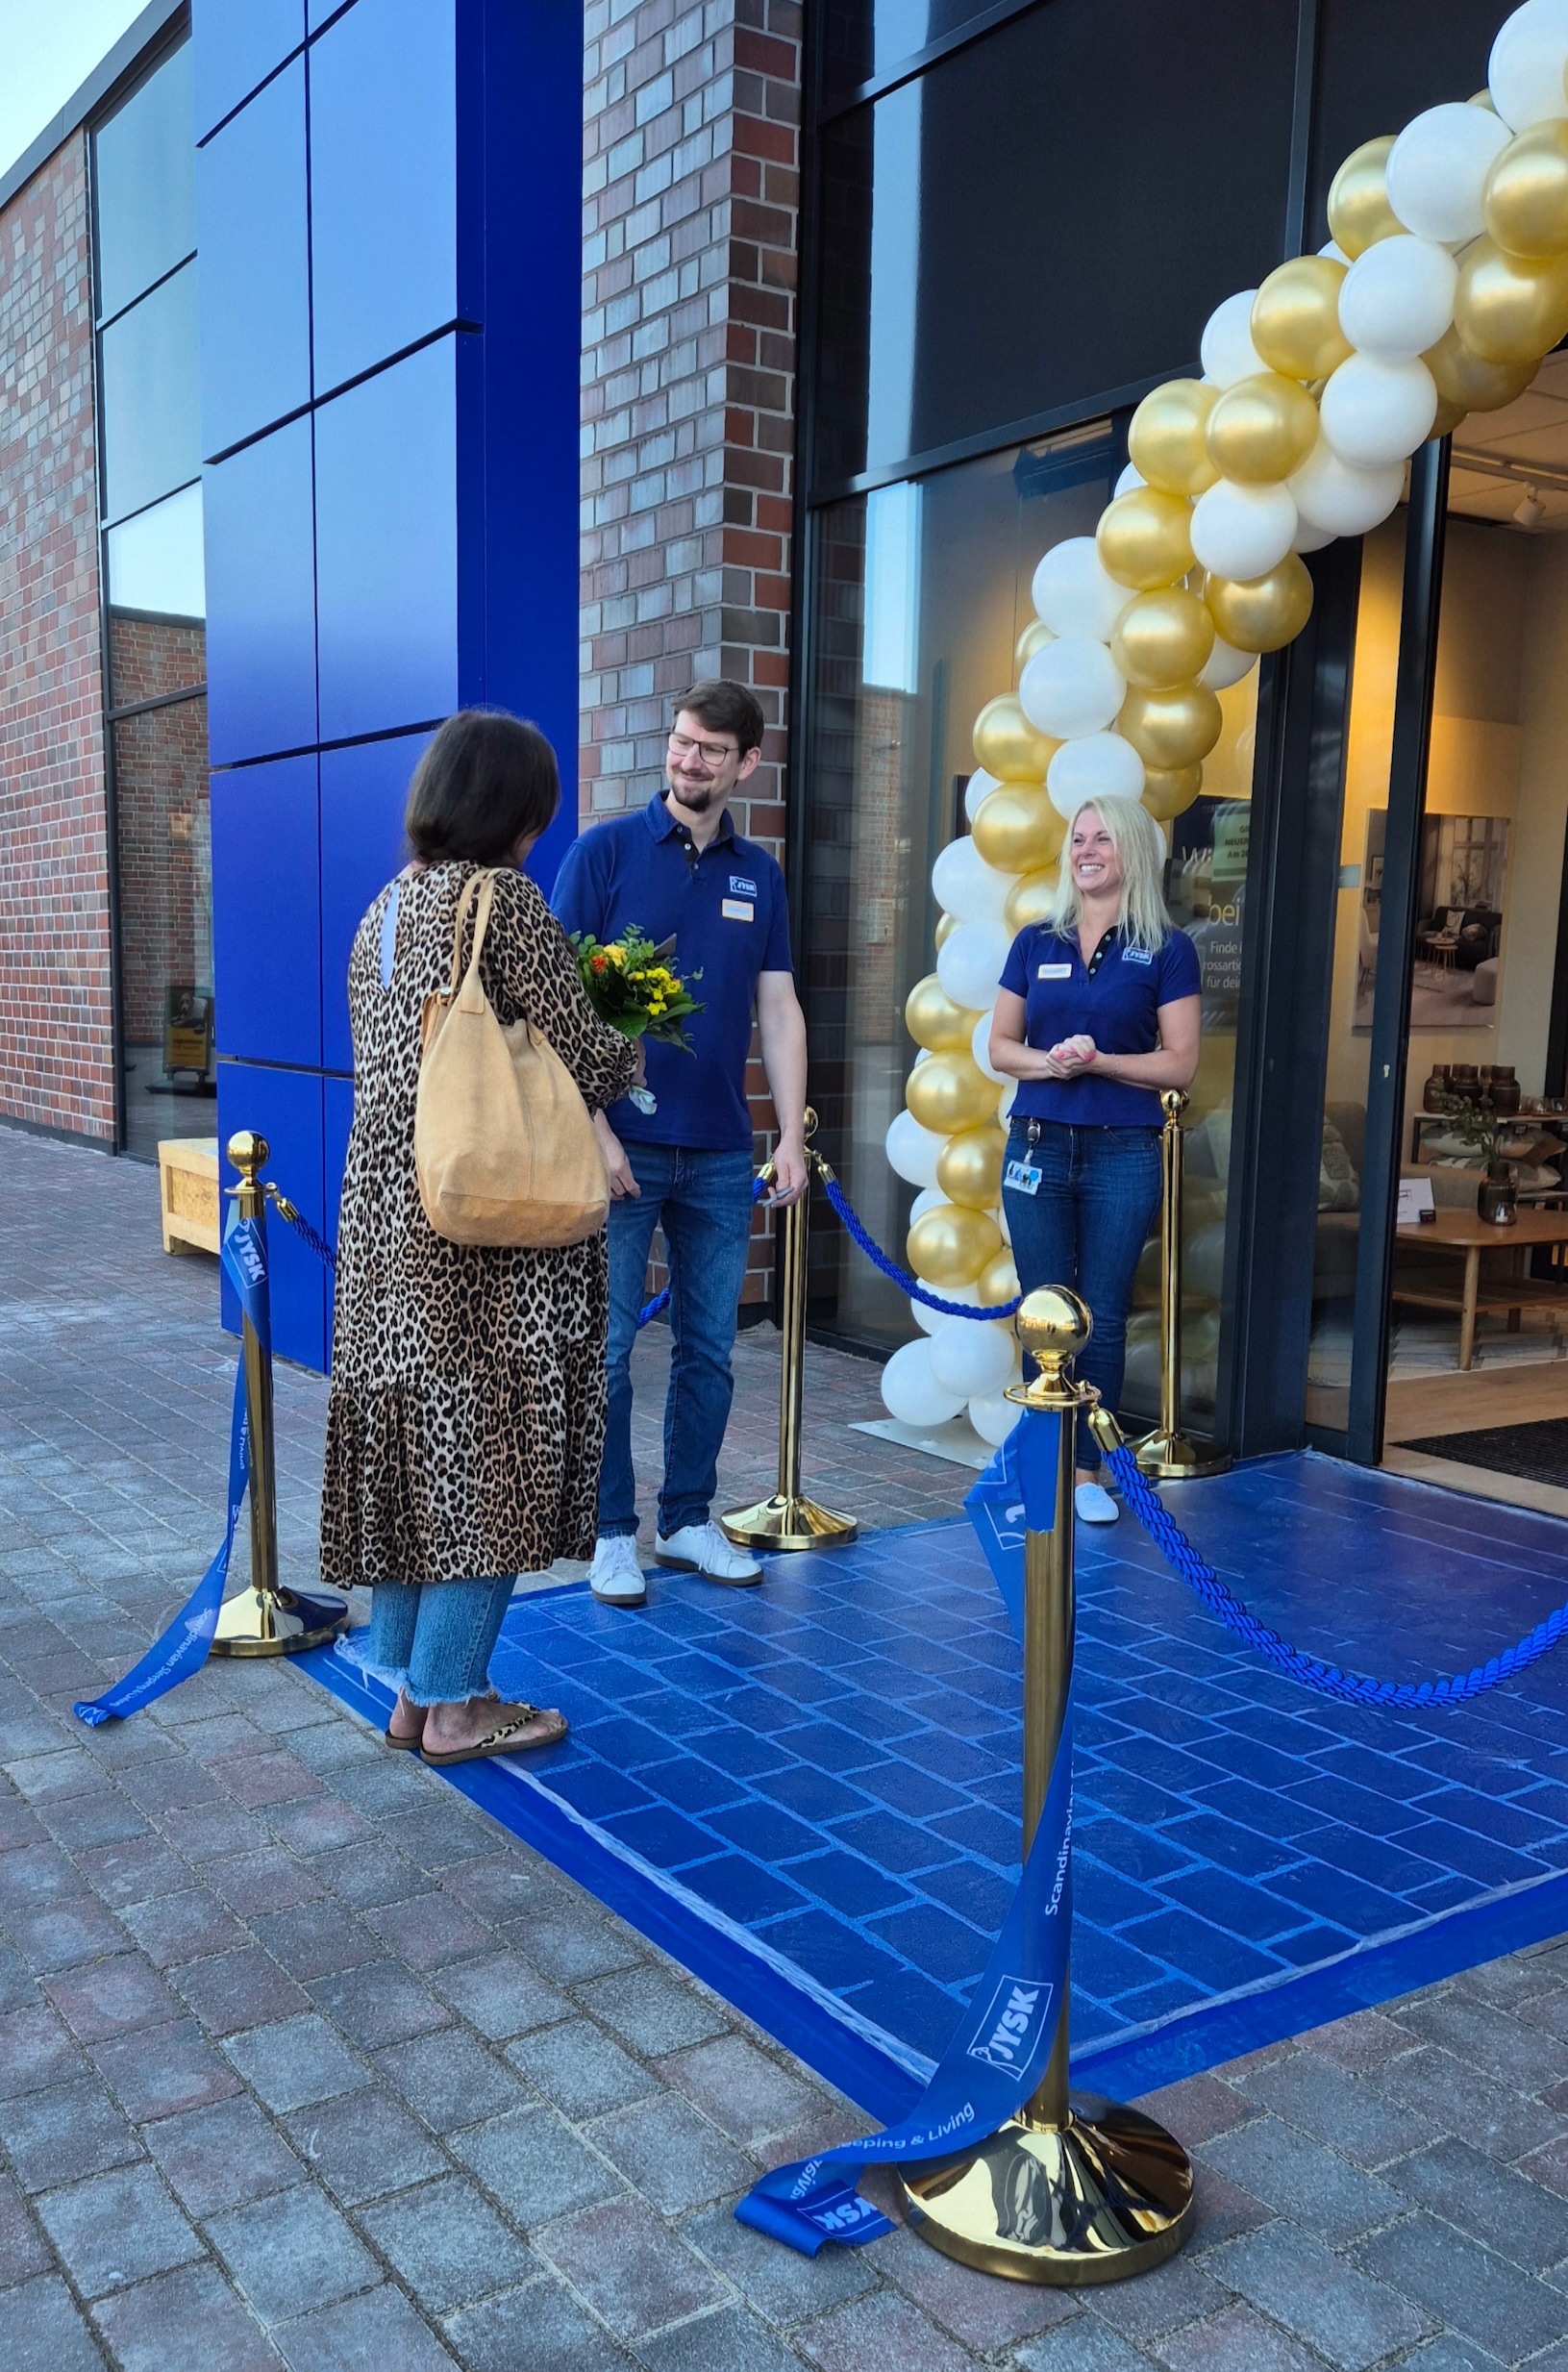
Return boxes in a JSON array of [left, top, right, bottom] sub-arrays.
[[1307, 357, 1568, 1494]]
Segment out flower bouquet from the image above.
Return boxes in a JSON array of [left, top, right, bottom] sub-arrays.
[[570, 926, 703, 1112]]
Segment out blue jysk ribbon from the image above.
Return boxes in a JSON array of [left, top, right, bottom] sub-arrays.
[[734, 1409, 1073, 2257], [74, 1207, 269, 1728]]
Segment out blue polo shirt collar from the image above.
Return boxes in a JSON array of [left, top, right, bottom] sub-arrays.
[[644, 792, 735, 847]]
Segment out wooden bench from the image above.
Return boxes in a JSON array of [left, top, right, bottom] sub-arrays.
[[158, 1136, 220, 1256]]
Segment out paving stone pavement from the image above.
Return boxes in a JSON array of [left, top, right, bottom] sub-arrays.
[[6, 1120, 1568, 2368]]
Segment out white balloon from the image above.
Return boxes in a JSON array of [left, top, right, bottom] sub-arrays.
[[1338, 234, 1457, 360], [1115, 462, 1146, 497], [881, 1337, 966, 1428], [968, 1388, 1021, 1449], [973, 1008, 1008, 1083], [936, 920, 1012, 1013], [1386, 104, 1510, 242], [1489, 0, 1568, 131], [911, 1278, 982, 1336], [1200, 290, 1265, 387], [885, 1109, 944, 1189], [1288, 437, 1405, 534], [1031, 537, 1131, 640], [1319, 239, 1350, 264], [1019, 637, 1126, 739], [1190, 479, 1298, 580], [1320, 354, 1436, 469], [931, 835, 1012, 928], [1293, 518, 1335, 553], [929, 1319, 1017, 1400], [1047, 734, 1144, 815], [1199, 637, 1257, 689], [964, 765, 1002, 825], [909, 1186, 949, 1225]]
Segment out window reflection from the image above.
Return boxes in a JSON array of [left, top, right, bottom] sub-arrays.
[[94, 38, 196, 322], [820, 1, 1009, 97], [99, 261, 201, 524], [107, 484, 206, 623]]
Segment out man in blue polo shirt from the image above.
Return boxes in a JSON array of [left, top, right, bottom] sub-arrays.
[[552, 680, 807, 1605]]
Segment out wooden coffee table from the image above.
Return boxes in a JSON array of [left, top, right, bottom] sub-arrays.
[[1393, 1208, 1568, 1369]]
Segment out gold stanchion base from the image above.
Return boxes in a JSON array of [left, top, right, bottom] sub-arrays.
[[719, 1494, 858, 1553], [210, 1587, 349, 1659], [900, 2092, 1194, 2286], [1132, 1428, 1231, 1482]]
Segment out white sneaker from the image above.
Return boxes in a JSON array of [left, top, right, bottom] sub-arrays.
[[654, 1520, 762, 1587], [1075, 1482, 1119, 1525], [588, 1536, 647, 1606]]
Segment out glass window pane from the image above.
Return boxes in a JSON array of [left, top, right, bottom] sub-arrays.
[[107, 483, 206, 625], [113, 693, 213, 1164], [94, 40, 196, 321], [100, 262, 201, 523], [820, 3, 1010, 101]]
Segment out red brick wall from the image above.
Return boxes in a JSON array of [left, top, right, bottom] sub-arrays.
[[0, 135, 114, 1141], [581, 0, 802, 1298]]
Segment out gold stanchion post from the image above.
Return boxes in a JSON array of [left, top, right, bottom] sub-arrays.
[[900, 1288, 1194, 2284], [1133, 1091, 1229, 1482], [721, 1111, 857, 1553], [211, 1132, 347, 1657]]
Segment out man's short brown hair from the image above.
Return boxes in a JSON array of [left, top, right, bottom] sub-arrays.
[[676, 679, 765, 758]]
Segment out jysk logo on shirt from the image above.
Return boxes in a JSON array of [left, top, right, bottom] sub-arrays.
[[1122, 947, 1153, 965], [730, 875, 758, 897]]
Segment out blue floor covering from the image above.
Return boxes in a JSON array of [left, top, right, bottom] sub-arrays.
[[305, 1451, 1568, 2121]]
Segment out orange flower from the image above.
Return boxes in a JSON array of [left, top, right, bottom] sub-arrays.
[[591, 953, 608, 972]]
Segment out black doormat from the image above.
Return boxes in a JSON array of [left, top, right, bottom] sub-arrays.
[[1402, 1418, 1568, 1489]]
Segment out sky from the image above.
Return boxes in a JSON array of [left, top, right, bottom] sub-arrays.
[[0, 0, 150, 183]]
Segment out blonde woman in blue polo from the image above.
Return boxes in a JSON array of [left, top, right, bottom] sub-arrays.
[[988, 798, 1201, 1524]]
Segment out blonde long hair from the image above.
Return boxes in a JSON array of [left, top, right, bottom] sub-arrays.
[[1050, 797, 1172, 955]]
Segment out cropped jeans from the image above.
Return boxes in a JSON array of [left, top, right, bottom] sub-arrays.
[[367, 1577, 515, 1707], [1001, 1118, 1162, 1471], [599, 1144, 757, 1539]]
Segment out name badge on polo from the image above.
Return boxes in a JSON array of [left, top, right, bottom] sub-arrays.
[[722, 897, 754, 922], [1122, 946, 1153, 965], [1038, 962, 1071, 979]]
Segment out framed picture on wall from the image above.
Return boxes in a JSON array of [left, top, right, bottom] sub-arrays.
[[1353, 810, 1508, 1030]]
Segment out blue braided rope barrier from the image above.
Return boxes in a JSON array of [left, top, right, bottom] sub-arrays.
[[1104, 1440, 1568, 1709], [817, 1171, 1021, 1321]]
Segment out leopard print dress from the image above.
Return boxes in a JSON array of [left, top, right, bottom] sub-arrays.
[[319, 861, 638, 1588]]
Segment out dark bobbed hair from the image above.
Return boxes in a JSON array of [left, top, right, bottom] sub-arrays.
[[405, 710, 560, 864], [676, 678, 765, 757]]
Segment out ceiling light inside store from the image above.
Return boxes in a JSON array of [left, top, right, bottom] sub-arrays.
[[1515, 487, 1547, 528]]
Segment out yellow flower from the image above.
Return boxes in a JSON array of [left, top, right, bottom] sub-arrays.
[[607, 945, 627, 966]]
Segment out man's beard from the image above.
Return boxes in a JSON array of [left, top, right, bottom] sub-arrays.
[[666, 772, 725, 812]]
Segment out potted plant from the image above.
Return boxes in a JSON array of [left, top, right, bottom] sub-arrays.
[[1436, 1090, 1517, 1225]]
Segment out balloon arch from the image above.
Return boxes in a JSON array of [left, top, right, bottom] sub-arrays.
[[879, 0, 1568, 1443]]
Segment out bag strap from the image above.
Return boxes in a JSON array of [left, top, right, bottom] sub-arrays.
[[457, 871, 501, 1012]]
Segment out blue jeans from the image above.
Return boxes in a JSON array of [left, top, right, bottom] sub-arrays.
[[600, 1144, 757, 1539], [1002, 1119, 1162, 1470], [367, 1577, 515, 1707]]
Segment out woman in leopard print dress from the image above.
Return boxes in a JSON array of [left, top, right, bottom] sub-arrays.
[[320, 712, 638, 1763]]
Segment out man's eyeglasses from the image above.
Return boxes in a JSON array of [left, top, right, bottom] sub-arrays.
[[667, 731, 737, 771]]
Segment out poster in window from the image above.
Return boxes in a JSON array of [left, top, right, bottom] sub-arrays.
[[1164, 796, 1248, 1034]]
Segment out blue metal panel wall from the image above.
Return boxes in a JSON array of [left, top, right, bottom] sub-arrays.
[[197, 0, 581, 1372]]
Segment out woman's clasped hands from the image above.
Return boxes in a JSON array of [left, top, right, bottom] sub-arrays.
[[1041, 1033, 1098, 1079]]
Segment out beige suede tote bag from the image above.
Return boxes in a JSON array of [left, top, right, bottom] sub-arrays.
[[414, 870, 610, 1247]]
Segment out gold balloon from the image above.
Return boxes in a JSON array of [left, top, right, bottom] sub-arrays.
[[1423, 320, 1535, 413], [934, 910, 958, 951], [971, 783, 1063, 873], [1327, 136, 1402, 261], [1205, 554, 1314, 653], [908, 1203, 1003, 1288], [1127, 380, 1219, 497], [973, 693, 1058, 782], [1207, 372, 1321, 485], [1250, 256, 1353, 382], [936, 1123, 1008, 1211], [905, 974, 979, 1053], [1117, 684, 1223, 770], [905, 1052, 1001, 1135], [1484, 120, 1568, 258], [978, 1249, 1020, 1308], [1096, 487, 1195, 592], [1109, 587, 1215, 688], [1004, 865, 1059, 931], [1014, 617, 1055, 673], [1141, 764, 1204, 821], [1453, 237, 1568, 365], [1470, 88, 1498, 112], [1431, 395, 1469, 438]]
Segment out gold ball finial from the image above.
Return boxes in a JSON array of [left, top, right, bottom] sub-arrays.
[[1161, 1089, 1189, 1122], [1014, 1286, 1093, 1369], [226, 1131, 269, 1180]]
